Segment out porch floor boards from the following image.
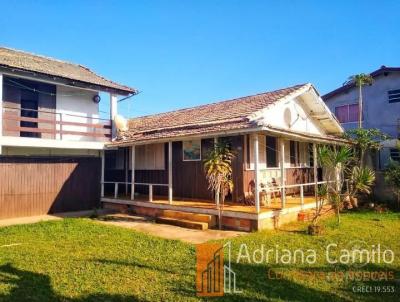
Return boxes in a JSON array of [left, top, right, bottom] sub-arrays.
[[103, 194, 317, 214]]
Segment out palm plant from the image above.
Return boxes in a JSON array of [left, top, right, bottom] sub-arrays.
[[350, 166, 375, 195], [317, 145, 353, 224], [345, 73, 373, 128], [203, 141, 235, 229], [317, 145, 376, 225]]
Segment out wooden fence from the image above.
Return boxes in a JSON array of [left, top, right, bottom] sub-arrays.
[[0, 157, 101, 219]]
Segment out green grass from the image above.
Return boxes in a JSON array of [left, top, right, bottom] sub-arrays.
[[0, 211, 398, 301]]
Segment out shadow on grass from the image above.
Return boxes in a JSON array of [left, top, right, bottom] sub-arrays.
[[0, 263, 144, 302], [90, 258, 196, 298], [0, 261, 397, 302]]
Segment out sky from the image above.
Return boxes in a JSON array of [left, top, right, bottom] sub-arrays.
[[1, 0, 399, 119]]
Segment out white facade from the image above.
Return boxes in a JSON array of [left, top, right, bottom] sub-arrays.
[[56, 85, 101, 142]]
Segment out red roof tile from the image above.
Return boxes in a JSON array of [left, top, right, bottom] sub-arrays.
[[113, 84, 307, 144]]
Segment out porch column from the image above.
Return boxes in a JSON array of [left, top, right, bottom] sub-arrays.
[[313, 143, 318, 205], [253, 134, 260, 213], [131, 145, 135, 200], [110, 94, 118, 138], [100, 150, 105, 198], [168, 141, 173, 204], [280, 138, 286, 208], [0, 73, 3, 155], [125, 148, 129, 195]]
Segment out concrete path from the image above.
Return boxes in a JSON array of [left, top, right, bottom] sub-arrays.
[[96, 214, 246, 244]]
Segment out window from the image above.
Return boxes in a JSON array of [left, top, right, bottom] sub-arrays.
[[135, 143, 165, 170], [245, 134, 274, 169], [335, 104, 359, 123], [182, 140, 201, 161], [388, 89, 400, 103], [289, 141, 300, 166], [266, 136, 278, 167], [309, 143, 314, 167], [390, 148, 400, 162]]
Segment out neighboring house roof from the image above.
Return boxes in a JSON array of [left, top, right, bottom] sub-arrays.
[[0, 47, 136, 95], [323, 66, 400, 100], [113, 83, 346, 145]]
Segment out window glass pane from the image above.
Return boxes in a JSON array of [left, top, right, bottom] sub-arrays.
[[290, 141, 296, 165], [335, 105, 348, 123], [135, 143, 165, 170], [348, 104, 359, 122], [266, 136, 278, 167]]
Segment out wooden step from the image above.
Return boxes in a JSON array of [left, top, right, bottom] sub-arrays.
[[155, 216, 209, 230], [161, 210, 216, 227]]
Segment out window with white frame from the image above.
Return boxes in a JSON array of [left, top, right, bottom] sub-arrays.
[[388, 89, 400, 103], [246, 134, 278, 169], [335, 103, 359, 123]]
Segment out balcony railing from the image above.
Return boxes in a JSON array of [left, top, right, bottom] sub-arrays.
[[2, 106, 111, 142]]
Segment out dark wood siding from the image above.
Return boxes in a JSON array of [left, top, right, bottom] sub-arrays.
[[0, 156, 101, 219], [2, 76, 56, 138], [104, 135, 246, 202]]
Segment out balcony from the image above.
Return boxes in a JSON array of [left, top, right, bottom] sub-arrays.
[[2, 106, 111, 142]]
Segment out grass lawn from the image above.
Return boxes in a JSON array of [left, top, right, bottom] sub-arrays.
[[0, 211, 398, 301]]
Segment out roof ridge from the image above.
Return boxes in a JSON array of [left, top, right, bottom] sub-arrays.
[[0, 46, 136, 93], [323, 66, 400, 100], [128, 83, 307, 121], [0, 46, 86, 68], [125, 117, 247, 135]]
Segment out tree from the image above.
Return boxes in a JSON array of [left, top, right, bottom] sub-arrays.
[[203, 141, 235, 229], [343, 128, 389, 168], [345, 73, 373, 128]]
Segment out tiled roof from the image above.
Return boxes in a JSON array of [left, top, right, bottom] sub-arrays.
[[113, 84, 307, 144], [0, 47, 135, 94]]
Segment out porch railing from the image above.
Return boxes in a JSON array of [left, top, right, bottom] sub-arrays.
[[101, 181, 169, 202], [2, 105, 111, 141]]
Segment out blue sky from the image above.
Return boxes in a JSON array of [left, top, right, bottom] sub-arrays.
[[1, 1, 399, 119]]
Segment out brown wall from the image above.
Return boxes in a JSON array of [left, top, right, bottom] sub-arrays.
[[0, 156, 101, 219], [2, 76, 56, 138], [104, 136, 246, 202]]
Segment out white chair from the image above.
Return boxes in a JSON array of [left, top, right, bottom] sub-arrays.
[[265, 177, 281, 204]]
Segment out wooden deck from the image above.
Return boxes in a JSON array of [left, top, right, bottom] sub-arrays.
[[102, 194, 317, 214], [101, 194, 319, 231]]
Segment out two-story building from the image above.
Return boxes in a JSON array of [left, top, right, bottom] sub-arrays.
[[0, 47, 135, 219], [323, 66, 400, 169]]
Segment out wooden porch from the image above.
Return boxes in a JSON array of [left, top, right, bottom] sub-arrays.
[[101, 192, 319, 232], [102, 193, 317, 214]]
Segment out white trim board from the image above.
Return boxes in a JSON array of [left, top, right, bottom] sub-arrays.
[[0, 136, 106, 150]]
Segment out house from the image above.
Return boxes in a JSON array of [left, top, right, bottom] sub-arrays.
[[323, 66, 400, 169], [102, 83, 347, 231], [0, 47, 135, 219]]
